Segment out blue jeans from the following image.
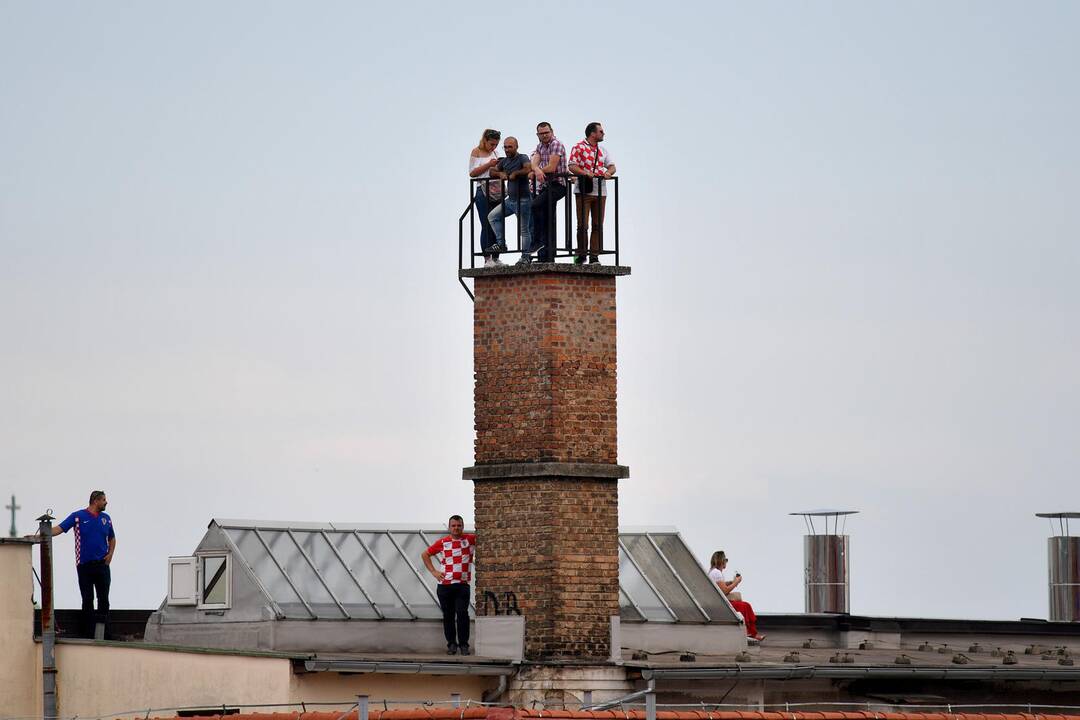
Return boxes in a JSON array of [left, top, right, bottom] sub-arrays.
[[474, 187, 498, 255], [488, 194, 534, 254]]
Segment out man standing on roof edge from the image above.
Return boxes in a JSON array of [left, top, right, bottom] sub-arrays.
[[421, 515, 476, 656], [47, 491, 116, 639]]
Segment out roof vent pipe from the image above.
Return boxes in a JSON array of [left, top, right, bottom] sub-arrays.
[[1036, 512, 1080, 622], [790, 510, 857, 614]]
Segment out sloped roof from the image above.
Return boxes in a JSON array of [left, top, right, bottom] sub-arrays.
[[210, 520, 738, 624]]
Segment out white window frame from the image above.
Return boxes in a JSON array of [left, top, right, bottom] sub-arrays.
[[196, 551, 231, 610], [167, 556, 198, 606]]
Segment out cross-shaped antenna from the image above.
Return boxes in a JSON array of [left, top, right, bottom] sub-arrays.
[[5, 494, 20, 538]]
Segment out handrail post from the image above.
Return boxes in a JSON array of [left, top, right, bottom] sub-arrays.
[[358, 694, 369, 720], [37, 511, 58, 720], [599, 177, 606, 258], [565, 176, 572, 256], [469, 180, 476, 268], [614, 176, 620, 266]]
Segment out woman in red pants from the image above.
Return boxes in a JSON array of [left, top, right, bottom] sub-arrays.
[[708, 550, 765, 642]]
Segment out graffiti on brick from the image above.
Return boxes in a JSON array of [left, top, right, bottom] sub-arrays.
[[481, 590, 522, 616]]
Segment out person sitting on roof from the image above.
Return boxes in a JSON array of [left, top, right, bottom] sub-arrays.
[[708, 550, 765, 642]]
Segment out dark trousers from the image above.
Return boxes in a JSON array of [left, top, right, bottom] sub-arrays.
[[436, 582, 470, 648], [530, 182, 566, 262], [77, 561, 110, 639]]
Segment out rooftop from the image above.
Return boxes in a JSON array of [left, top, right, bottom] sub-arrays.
[[161, 520, 739, 625]]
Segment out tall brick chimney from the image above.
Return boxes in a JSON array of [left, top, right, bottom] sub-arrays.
[[462, 264, 630, 661]]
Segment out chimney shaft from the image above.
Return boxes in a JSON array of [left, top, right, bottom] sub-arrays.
[[792, 510, 857, 614], [804, 534, 850, 614], [1036, 513, 1079, 622], [1048, 536, 1080, 622], [464, 264, 630, 660]]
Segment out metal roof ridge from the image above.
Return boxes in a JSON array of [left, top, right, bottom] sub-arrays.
[[212, 518, 462, 532], [212, 519, 694, 535]]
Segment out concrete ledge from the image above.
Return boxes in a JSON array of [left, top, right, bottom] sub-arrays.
[[460, 263, 631, 278], [463, 463, 630, 480], [621, 621, 748, 657]]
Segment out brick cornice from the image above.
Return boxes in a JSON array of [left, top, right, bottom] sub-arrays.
[[463, 463, 629, 480]]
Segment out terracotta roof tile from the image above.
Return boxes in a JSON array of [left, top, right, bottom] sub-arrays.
[[152, 711, 1080, 720]]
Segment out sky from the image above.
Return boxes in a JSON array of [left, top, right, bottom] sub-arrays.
[[2, 1, 1078, 619]]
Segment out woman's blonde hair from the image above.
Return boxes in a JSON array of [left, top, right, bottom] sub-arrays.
[[710, 550, 727, 569], [476, 128, 501, 152]]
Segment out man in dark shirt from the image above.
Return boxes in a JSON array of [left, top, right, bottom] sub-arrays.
[[487, 136, 537, 265], [50, 490, 116, 638]]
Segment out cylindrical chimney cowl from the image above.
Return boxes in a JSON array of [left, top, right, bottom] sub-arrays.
[[791, 510, 857, 614], [1037, 513, 1080, 622]]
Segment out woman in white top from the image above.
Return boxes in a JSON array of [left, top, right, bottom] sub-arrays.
[[708, 550, 764, 641], [469, 129, 503, 266]]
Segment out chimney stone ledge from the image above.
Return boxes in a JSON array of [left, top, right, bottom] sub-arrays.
[[464, 462, 629, 480]]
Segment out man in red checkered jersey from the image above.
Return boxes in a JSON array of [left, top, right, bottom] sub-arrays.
[[421, 515, 477, 655], [568, 121, 617, 265]]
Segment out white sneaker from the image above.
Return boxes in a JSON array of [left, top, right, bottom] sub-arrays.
[[484, 257, 496, 268], [493, 257, 506, 266]]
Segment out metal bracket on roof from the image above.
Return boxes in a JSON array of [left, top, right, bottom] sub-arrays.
[[252, 527, 317, 619], [644, 533, 711, 622], [286, 529, 351, 619], [353, 531, 417, 619], [320, 530, 384, 619]]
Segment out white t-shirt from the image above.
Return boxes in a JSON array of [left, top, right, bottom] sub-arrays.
[[469, 150, 502, 200], [709, 567, 743, 620]]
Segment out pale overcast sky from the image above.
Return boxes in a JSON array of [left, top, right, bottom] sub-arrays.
[[2, 2, 1078, 618]]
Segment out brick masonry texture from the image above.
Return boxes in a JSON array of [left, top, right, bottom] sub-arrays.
[[473, 273, 617, 465], [474, 477, 619, 660], [471, 270, 623, 661]]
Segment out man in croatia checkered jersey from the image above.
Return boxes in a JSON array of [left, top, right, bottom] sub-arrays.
[[46, 490, 116, 638], [421, 514, 477, 655]]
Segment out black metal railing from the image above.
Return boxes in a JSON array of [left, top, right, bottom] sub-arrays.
[[457, 174, 619, 298]]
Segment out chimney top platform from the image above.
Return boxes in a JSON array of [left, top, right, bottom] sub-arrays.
[[460, 262, 630, 279]]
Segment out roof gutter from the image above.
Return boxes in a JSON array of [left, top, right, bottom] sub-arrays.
[[303, 660, 517, 676], [640, 665, 1080, 682]]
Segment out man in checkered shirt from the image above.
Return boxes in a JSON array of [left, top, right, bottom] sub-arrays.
[[421, 515, 477, 655], [529, 121, 568, 263], [568, 121, 617, 265]]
